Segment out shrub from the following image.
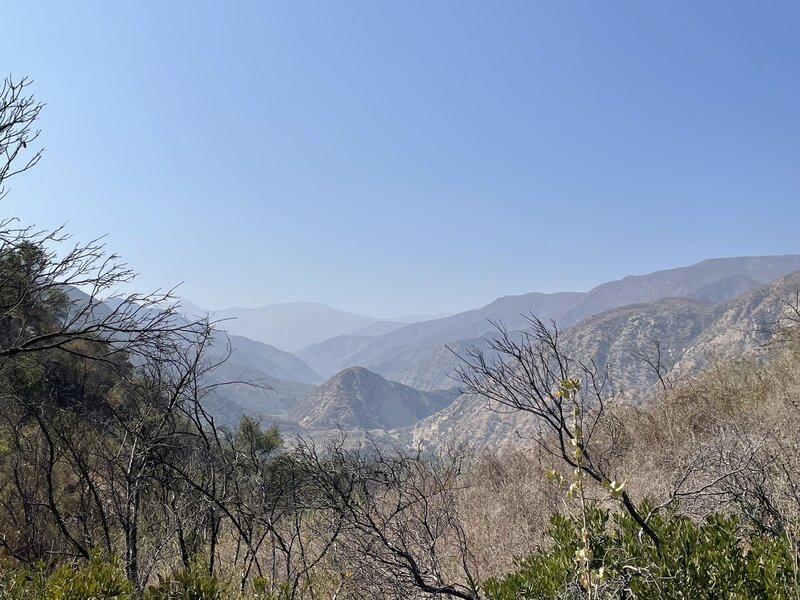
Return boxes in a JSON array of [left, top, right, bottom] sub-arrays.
[[143, 566, 224, 600], [0, 554, 132, 600], [483, 504, 798, 599]]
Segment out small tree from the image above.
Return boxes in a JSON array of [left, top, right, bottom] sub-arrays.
[[454, 316, 659, 548], [295, 436, 482, 600], [0, 76, 43, 200], [0, 76, 232, 589]]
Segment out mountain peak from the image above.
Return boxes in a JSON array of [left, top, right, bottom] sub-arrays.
[[289, 367, 456, 431]]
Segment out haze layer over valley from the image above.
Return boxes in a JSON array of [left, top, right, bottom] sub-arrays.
[[189, 254, 800, 447]]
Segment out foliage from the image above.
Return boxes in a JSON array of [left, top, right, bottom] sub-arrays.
[[143, 565, 224, 600], [0, 554, 132, 600], [483, 504, 798, 599], [234, 415, 283, 460]]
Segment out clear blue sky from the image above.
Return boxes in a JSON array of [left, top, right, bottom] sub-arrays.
[[2, 1, 799, 317]]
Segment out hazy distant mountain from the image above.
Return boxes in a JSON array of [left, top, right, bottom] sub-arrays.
[[391, 313, 453, 323], [297, 292, 586, 379], [100, 297, 322, 386], [349, 321, 408, 336], [203, 367, 315, 427], [299, 255, 800, 386], [389, 335, 489, 391], [408, 269, 800, 448], [177, 299, 208, 319], [561, 255, 800, 325], [191, 255, 800, 437], [59, 294, 319, 427], [211, 334, 321, 385], [189, 302, 381, 352], [178, 324, 322, 426], [671, 269, 800, 375], [288, 367, 458, 431]]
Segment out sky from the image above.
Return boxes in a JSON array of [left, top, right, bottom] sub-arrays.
[[2, 1, 799, 318]]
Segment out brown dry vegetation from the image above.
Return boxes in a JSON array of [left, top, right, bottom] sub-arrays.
[[2, 282, 800, 598], [445, 325, 800, 596]]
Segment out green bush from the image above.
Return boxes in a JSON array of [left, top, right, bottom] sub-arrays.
[[0, 554, 132, 600], [251, 578, 293, 600], [143, 566, 224, 600], [0, 564, 47, 600], [483, 504, 798, 599]]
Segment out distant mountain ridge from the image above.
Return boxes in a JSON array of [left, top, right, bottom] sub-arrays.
[[184, 301, 448, 353], [407, 268, 800, 448], [185, 255, 800, 441], [213, 334, 321, 384], [203, 302, 380, 352], [561, 255, 800, 324], [297, 292, 586, 379], [298, 255, 800, 387]]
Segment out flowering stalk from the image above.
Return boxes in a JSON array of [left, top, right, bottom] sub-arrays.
[[559, 378, 602, 597]]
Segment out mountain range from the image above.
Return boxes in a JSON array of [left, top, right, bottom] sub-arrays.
[[181, 255, 800, 446], [408, 267, 800, 448], [186, 302, 447, 353]]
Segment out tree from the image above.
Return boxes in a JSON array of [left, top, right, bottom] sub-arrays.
[[453, 316, 660, 548], [0, 76, 43, 200], [0, 75, 230, 589], [0, 76, 204, 369], [295, 436, 482, 600]]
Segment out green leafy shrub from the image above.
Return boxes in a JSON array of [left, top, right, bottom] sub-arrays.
[[0, 563, 48, 600], [143, 566, 224, 600], [0, 554, 132, 600], [45, 555, 132, 600], [251, 578, 293, 600], [484, 504, 798, 599]]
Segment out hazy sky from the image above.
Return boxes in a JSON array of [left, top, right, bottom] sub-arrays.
[[2, 2, 799, 317]]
